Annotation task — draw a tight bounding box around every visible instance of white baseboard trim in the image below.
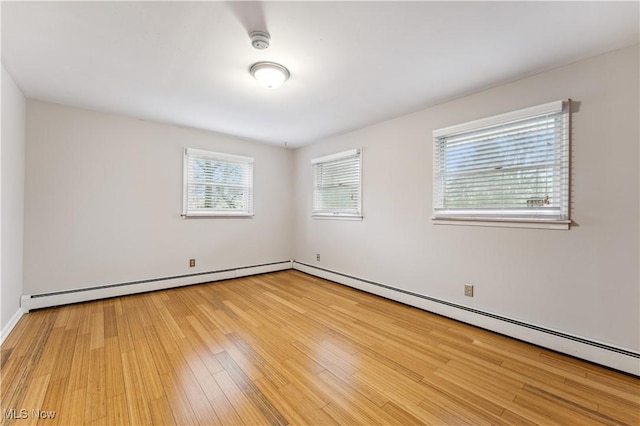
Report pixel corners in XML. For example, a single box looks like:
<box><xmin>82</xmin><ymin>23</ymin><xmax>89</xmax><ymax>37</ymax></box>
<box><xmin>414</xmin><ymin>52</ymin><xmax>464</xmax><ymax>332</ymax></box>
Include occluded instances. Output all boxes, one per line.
<box><xmin>1</xmin><ymin>308</ymin><xmax>25</xmax><ymax>346</ymax></box>
<box><xmin>293</xmin><ymin>261</ymin><xmax>640</xmax><ymax>377</ymax></box>
<box><xmin>21</xmin><ymin>261</ymin><xmax>293</xmax><ymax>312</ymax></box>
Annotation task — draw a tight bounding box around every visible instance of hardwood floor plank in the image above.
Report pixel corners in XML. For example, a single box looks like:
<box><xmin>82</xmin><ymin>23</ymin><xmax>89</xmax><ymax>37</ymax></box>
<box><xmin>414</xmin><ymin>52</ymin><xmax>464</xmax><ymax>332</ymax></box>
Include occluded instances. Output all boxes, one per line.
<box><xmin>421</xmin><ymin>371</ymin><xmax>507</xmax><ymax>418</ymax></box>
<box><xmin>102</xmin><ymin>304</ymin><xmax>118</xmax><ymax>339</ymax></box>
<box><xmin>16</xmin><ymin>373</ymin><xmax>50</xmax><ymax>426</ymax></box>
<box><xmin>433</xmin><ymin>359</ymin><xmax>521</xmax><ymax>402</ymax></box>
<box><xmin>212</xmin><ymin>369</ymin><xmax>274</xmax><ymax>425</ymax></box>
<box><xmin>105</xmin><ymin>393</ymin><xmax>128</xmax><ymax>426</ymax></box>
<box><xmin>350</xmin><ymin>351</ymin><xmax>427</xmax><ymax>406</ymax></box>
<box><xmin>320</xmin><ymin>401</ymin><xmax>361</xmax><ymax>425</ymax></box>
<box><xmin>127</xmin><ymin>322</ymin><xmax>165</xmax><ymax>402</ymax></box>
<box><xmin>50</xmin><ymin>306</ymin><xmax>70</xmax><ymax>330</ymax></box>
<box><xmin>499</xmin><ymin>407</ymin><xmax>540</xmax><ymax>426</ymax></box>
<box><xmin>174</xmin><ymin>336</ymin><xmax>225</xmax><ymax>402</ymax></box>
<box><xmin>89</xmin><ymin>311</ymin><xmax>105</xmax><ymax>350</ymax></box>
<box><xmin>263</xmin><ymin>290</ymin><xmax>308</xmax><ymax>314</ymax></box>
<box><xmin>115</xmin><ymin>308</ymin><xmax>134</xmax><ymax>355</ymax></box>
<box><xmin>38</xmin><ymin>377</ymin><xmax>66</xmax><ymax>425</ymax></box>
<box><xmin>417</xmin><ymin>391</ymin><xmax>493</xmax><ymax>426</ymax></box>
<box><xmin>184</xmin><ymin>313</ymin><xmax>226</xmax><ymax>355</ymax></box>
<box><xmin>215</xmin><ymin>351</ymin><xmax>288</xmax><ymax>425</ymax></box>
<box><xmin>357</xmin><ymin>346</ymin><xmax>426</xmax><ymax>382</ymax></box>
<box><xmin>314</xmin><ymin>370</ymin><xmax>393</xmax><ymax>425</ymax></box>
<box><xmin>28</xmin><ymin>326</ymin><xmax>64</xmax><ymax>381</ymax></box>
<box><xmin>512</xmin><ymin>391</ymin><xmax>608</xmax><ymax>426</ymax></box>
<box><xmin>222</xmin><ymin>300</ymin><xmax>262</xmax><ymax>328</ymax></box>
<box><xmin>141</xmin><ymin>325</ymin><xmax>174</xmax><ymax>376</ymax></box>
<box><xmin>84</xmin><ymin>347</ymin><xmax>107</xmax><ymax>423</ymax></box>
<box><xmin>1</xmin><ymin>270</ymin><xmax>637</xmax><ymax>425</ymax></box>
<box><xmin>565</xmin><ymin>373</ymin><xmax>640</xmax><ymax>405</ymax></box>
<box><xmin>367</xmin><ymin>341</ymin><xmax>443</xmax><ymax>377</ymax></box>
<box><xmin>104</xmin><ymin>336</ymin><xmax>125</xmax><ymax>399</ymax></box>
<box><xmin>563</xmin><ymin>377</ymin><xmax>640</xmax><ymax>424</ymax></box>
<box><xmin>277</xmin><ymin>357</ymin><xmax>331</xmax><ymax>409</ymax></box>
<box><xmin>65</xmin><ymin>388</ymin><xmax>87</xmax><ymax>425</ymax></box>
<box><xmin>120</xmin><ymin>350</ymin><xmax>152</xmax><ymax>425</ymax></box>
<box><xmin>521</xmin><ymin>383</ymin><xmax>626</xmax><ymax>426</ymax></box>
<box><xmin>290</xmin><ymin>339</ymin><xmax>358</xmax><ymax>380</ymax></box>
<box><xmin>380</xmin><ymin>400</ymin><xmax>427</xmax><ymax>425</ymax></box>
<box><xmin>226</xmin><ymin>332</ymin><xmax>289</xmax><ymax>388</ymax></box>
<box><xmin>147</xmin><ymin>396</ymin><xmax>177</xmax><ymax>425</ymax></box>
<box><xmin>159</xmin><ymin>369</ymin><xmax>200</xmax><ymax>426</ymax></box>
<box><xmin>254</xmin><ymin>378</ymin><xmax>320</xmax><ymax>426</ymax></box>
<box><xmin>67</xmin><ymin>333</ymin><xmax>91</xmax><ymax>393</ymax></box>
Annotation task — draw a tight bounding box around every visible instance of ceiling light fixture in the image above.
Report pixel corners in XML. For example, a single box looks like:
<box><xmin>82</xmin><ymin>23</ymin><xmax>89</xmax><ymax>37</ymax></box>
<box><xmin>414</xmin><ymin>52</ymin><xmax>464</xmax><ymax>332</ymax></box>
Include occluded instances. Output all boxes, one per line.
<box><xmin>250</xmin><ymin>62</ymin><xmax>290</xmax><ymax>89</ymax></box>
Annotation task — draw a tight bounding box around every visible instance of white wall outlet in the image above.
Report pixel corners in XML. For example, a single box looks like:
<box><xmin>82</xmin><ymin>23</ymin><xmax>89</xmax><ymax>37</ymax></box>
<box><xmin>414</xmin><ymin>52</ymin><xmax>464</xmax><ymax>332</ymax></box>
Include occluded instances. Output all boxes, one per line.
<box><xmin>465</xmin><ymin>284</ymin><xmax>474</xmax><ymax>297</ymax></box>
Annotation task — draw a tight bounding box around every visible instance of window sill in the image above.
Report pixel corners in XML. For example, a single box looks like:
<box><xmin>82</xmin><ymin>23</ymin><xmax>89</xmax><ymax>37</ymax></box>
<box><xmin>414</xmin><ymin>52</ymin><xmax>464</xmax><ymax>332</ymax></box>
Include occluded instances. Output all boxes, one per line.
<box><xmin>312</xmin><ymin>214</ymin><xmax>363</xmax><ymax>221</ymax></box>
<box><xmin>182</xmin><ymin>213</ymin><xmax>254</xmax><ymax>219</ymax></box>
<box><xmin>432</xmin><ymin>218</ymin><xmax>571</xmax><ymax>230</ymax></box>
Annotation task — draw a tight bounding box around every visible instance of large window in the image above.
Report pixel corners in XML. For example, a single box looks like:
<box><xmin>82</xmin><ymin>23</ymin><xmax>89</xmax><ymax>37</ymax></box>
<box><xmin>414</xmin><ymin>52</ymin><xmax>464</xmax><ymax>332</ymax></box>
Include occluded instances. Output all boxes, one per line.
<box><xmin>432</xmin><ymin>100</ymin><xmax>570</xmax><ymax>229</ymax></box>
<box><xmin>183</xmin><ymin>148</ymin><xmax>254</xmax><ymax>217</ymax></box>
<box><xmin>312</xmin><ymin>148</ymin><xmax>362</xmax><ymax>219</ymax></box>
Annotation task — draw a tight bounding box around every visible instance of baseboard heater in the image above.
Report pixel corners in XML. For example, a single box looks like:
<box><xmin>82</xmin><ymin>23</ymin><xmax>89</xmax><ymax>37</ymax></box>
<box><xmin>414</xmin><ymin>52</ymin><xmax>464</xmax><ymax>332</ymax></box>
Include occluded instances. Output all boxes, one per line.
<box><xmin>292</xmin><ymin>261</ymin><xmax>640</xmax><ymax>377</ymax></box>
<box><xmin>19</xmin><ymin>259</ymin><xmax>639</xmax><ymax>376</ymax></box>
<box><xmin>21</xmin><ymin>260</ymin><xmax>292</xmax><ymax>312</ymax></box>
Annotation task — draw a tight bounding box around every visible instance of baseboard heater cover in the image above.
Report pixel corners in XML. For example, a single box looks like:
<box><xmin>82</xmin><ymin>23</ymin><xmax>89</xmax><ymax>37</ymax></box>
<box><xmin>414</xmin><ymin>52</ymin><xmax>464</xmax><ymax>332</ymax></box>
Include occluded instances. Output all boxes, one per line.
<box><xmin>292</xmin><ymin>261</ymin><xmax>640</xmax><ymax>377</ymax></box>
<box><xmin>21</xmin><ymin>261</ymin><xmax>292</xmax><ymax>312</ymax></box>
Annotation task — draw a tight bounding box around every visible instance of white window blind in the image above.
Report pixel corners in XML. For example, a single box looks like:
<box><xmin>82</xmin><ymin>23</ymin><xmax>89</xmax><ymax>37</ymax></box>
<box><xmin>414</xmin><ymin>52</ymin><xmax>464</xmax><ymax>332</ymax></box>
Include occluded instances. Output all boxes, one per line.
<box><xmin>183</xmin><ymin>148</ymin><xmax>254</xmax><ymax>217</ymax></box>
<box><xmin>312</xmin><ymin>148</ymin><xmax>362</xmax><ymax>218</ymax></box>
<box><xmin>433</xmin><ymin>100</ymin><xmax>570</xmax><ymax>228</ymax></box>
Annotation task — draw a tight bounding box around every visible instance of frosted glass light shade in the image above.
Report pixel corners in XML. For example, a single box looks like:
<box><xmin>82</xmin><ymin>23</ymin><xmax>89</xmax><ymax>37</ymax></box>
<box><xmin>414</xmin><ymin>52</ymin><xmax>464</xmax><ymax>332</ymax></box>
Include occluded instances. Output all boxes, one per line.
<box><xmin>250</xmin><ymin>62</ymin><xmax>290</xmax><ymax>89</ymax></box>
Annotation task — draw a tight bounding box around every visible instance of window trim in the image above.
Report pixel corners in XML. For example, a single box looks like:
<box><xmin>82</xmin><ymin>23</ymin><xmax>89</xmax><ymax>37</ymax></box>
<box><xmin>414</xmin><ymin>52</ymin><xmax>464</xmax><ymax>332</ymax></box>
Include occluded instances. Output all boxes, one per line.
<box><xmin>182</xmin><ymin>148</ymin><xmax>254</xmax><ymax>218</ymax></box>
<box><xmin>311</xmin><ymin>148</ymin><xmax>363</xmax><ymax>220</ymax></box>
<box><xmin>432</xmin><ymin>100</ymin><xmax>571</xmax><ymax>230</ymax></box>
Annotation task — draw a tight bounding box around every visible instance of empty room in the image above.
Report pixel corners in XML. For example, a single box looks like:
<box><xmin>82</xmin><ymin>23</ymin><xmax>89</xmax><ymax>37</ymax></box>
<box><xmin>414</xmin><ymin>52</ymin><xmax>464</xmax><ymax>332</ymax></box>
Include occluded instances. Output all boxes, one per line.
<box><xmin>1</xmin><ymin>1</ymin><xmax>639</xmax><ymax>425</ymax></box>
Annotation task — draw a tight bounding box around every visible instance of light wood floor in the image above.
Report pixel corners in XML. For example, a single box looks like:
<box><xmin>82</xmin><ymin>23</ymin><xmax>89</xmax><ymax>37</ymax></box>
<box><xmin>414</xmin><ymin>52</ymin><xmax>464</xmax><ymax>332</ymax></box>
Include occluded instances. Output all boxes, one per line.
<box><xmin>1</xmin><ymin>270</ymin><xmax>638</xmax><ymax>425</ymax></box>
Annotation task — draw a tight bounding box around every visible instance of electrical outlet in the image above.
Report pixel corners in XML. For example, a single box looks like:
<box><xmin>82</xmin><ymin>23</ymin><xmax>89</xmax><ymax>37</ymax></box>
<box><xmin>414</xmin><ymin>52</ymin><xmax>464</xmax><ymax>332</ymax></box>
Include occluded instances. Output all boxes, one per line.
<box><xmin>189</xmin><ymin>259</ymin><xmax>196</xmax><ymax>268</ymax></box>
<box><xmin>464</xmin><ymin>284</ymin><xmax>474</xmax><ymax>297</ymax></box>
<box><xmin>316</xmin><ymin>253</ymin><xmax>321</xmax><ymax>261</ymax></box>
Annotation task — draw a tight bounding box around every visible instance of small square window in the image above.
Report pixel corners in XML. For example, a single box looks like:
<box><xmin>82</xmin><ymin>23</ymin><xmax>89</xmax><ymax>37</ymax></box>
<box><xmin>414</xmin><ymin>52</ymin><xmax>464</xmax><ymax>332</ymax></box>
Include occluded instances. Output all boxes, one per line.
<box><xmin>312</xmin><ymin>149</ymin><xmax>362</xmax><ymax>219</ymax></box>
<box><xmin>183</xmin><ymin>148</ymin><xmax>254</xmax><ymax>217</ymax></box>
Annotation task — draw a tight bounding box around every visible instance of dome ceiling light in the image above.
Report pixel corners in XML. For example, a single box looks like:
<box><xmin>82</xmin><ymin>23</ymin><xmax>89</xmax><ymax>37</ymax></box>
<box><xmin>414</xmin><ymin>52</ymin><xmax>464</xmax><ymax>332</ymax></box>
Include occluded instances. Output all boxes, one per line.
<box><xmin>250</xmin><ymin>61</ymin><xmax>290</xmax><ymax>89</ymax></box>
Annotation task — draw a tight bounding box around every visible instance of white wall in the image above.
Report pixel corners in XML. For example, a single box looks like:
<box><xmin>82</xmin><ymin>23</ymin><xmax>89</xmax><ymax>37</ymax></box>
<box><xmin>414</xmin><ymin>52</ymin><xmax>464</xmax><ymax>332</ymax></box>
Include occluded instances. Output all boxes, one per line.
<box><xmin>292</xmin><ymin>45</ymin><xmax>639</xmax><ymax>353</ymax></box>
<box><xmin>24</xmin><ymin>101</ymin><xmax>293</xmax><ymax>295</ymax></box>
<box><xmin>1</xmin><ymin>66</ymin><xmax>26</xmax><ymax>337</ymax></box>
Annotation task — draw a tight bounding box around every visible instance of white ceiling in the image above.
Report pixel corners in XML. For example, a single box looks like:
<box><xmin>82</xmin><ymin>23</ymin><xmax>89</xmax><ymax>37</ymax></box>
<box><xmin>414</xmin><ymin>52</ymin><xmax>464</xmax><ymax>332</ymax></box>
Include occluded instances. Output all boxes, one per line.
<box><xmin>2</xmin><ymin>1</ymin><xmax>638</xmax><ymax>148</ymax></box>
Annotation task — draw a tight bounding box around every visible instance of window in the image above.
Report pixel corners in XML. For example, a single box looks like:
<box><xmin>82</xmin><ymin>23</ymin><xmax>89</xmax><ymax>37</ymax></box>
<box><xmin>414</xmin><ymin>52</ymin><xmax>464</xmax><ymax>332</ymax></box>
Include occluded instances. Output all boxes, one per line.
<box><xmin>312</xmin><ymin>148</ymin><xmax>362</xmax><ymax>219</ymax></box>
<box><xmin>183</xmin><ymin>148</ymin><xmax>254</xmax><ymax>217</ymax></box>
<box><xmin>432</xmin><ymin>100</ymin><xmax>570</xmax><ymax>229</ymax></box>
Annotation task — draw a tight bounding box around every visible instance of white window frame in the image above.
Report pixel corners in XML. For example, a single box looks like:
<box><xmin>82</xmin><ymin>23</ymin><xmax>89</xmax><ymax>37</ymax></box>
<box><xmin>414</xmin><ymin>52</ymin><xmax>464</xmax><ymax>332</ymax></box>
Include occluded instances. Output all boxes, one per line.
<box><xmin>312</xmin><ymin>148</ymin><xmax>363</xmax><ymax>220</ymax></box>
<box><xmin>432</xmin><ymin>100</ymin><xmax>571</xmax><ymax>230</ymax></box>
<box><xmin>182</xmin><ymin>148</ymin><xmax>254</xmax><ymax>218</ymax></box>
